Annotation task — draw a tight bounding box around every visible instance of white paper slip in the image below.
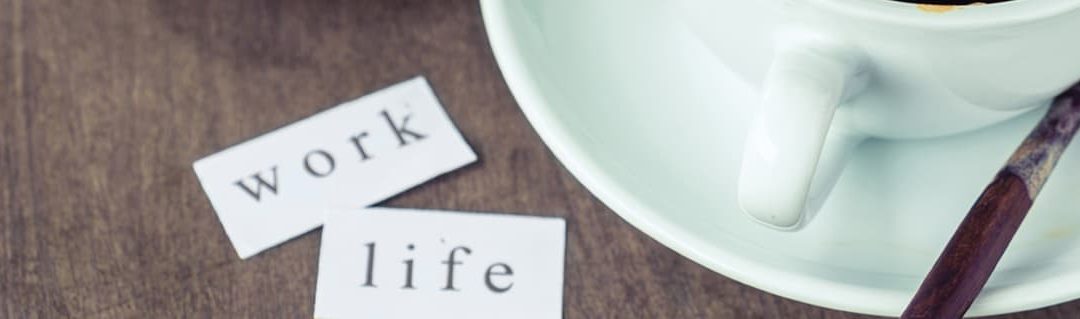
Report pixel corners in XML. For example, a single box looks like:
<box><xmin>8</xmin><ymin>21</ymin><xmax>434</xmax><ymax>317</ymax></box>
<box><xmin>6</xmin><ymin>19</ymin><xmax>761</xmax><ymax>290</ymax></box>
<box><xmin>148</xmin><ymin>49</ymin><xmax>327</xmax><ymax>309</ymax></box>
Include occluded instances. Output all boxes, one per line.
<box><xmin>193</xmin><ymin>77</ymin><xmax>476</xmax><ymax>259</ymax></box>
<box><xmin>314</xmin><ymin>208</ymin><xmax>566</xmax><ymax>319</ymax></box>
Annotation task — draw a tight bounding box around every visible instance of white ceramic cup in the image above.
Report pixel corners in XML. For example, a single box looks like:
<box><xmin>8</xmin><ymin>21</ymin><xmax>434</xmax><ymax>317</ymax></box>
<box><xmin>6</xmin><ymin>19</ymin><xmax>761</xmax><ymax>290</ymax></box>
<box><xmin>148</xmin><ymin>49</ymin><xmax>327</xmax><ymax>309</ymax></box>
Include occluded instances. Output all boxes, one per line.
<box><xmin>675</xmin><ymin>0</ymin><xmax>1080</xmax><ymax>230</ymax></box>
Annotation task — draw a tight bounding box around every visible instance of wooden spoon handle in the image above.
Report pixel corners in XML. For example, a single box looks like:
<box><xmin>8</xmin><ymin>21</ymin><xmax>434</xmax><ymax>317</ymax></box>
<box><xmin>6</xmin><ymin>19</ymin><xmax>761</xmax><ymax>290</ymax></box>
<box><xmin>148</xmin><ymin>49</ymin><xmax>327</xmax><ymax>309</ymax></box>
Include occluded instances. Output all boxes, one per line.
<box><xmin>901</xmin><ymin>86</ymin><xmax>1080</xmax><ymax>319</ymax></box>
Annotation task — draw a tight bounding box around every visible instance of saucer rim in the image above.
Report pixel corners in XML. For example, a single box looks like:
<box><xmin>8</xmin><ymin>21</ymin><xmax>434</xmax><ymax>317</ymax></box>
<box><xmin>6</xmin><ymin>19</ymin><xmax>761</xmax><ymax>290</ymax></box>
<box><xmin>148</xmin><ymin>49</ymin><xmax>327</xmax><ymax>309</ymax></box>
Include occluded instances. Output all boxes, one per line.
<box><xmin>478</xmin><ymin>0</ymin><xmax>1080</xmax><ymax>316</ymax></box>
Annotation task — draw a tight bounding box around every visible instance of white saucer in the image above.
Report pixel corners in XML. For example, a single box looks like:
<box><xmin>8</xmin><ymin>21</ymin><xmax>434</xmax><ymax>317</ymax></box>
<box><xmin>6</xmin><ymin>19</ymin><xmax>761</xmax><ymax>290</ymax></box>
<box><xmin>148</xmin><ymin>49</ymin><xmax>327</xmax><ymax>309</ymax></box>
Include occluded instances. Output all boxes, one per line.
<box><xmin>481</xmin><ymin>0</ymin><xmax>1080</xmax><ymax>316</ymax></box>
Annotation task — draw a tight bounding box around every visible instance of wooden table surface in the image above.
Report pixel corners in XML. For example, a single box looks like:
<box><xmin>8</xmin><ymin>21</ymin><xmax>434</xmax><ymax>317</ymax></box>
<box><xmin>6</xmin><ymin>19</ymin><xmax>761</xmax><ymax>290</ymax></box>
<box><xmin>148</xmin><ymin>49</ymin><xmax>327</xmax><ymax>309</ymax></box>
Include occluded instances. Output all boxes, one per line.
<box><xmin>3</xmin><ymin>0</ymin><xmax>1079</xmax><ymax>318</ymax></box>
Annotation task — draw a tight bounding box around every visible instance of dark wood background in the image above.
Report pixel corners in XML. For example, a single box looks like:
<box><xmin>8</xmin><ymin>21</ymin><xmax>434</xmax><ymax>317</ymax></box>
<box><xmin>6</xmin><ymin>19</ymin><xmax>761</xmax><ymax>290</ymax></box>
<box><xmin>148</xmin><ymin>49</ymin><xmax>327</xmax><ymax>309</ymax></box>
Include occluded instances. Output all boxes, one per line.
<box><xmin>2</xmin><ymin>0</ymin><xmax>1078</xmax><ymax>318</ymax></box>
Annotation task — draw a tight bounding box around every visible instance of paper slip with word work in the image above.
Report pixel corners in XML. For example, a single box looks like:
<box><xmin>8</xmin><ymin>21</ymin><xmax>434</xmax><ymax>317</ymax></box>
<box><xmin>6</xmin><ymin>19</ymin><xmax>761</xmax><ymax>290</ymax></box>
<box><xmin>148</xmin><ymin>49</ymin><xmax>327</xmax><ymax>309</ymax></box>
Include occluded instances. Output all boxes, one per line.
<box><xmin>193</xmin><ymin>77</ymin><xmax>476</xmax><ymax>259</ymax></box>
<box><xmin>315</xmin><ymin>208</ymin><xmax>566</xmax><ymax>319</ymax></box>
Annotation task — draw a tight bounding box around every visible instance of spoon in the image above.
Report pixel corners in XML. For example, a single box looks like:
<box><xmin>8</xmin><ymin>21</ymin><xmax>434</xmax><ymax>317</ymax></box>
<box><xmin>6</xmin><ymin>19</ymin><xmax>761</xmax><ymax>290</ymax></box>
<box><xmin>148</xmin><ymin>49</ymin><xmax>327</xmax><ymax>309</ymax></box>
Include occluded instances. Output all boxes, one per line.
<box><xmin>902</xmin><ymin>84</ymin><xmax>1080</xmax><ymax>318</ymax></box>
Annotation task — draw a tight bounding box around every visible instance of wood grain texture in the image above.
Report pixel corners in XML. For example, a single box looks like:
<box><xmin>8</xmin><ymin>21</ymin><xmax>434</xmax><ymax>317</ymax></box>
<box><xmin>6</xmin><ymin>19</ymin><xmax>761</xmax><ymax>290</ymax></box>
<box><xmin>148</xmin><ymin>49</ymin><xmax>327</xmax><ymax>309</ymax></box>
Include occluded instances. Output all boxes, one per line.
<box><xmin>0</xmin><ymin>0</ymin><xmax>1078</xmax><ymax>318</ymax></box>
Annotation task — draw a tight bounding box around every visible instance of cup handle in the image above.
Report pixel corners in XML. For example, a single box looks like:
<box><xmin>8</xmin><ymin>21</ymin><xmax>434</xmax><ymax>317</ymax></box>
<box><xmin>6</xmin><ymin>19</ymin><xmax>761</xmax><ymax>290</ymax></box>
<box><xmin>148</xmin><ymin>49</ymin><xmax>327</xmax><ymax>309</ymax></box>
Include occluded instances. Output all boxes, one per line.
<box><xmin>738</xmin><ymin>28</ymin><xmax>867</xmax><ymax>230</ymax></box>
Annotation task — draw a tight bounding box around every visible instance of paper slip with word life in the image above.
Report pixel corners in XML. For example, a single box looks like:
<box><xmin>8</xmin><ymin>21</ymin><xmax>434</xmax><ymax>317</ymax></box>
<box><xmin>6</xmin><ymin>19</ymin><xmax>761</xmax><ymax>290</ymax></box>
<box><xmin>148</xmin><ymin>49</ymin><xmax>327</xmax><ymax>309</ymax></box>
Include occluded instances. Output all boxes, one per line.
<box><xmin>315</xmin><ymin>208</ymin><xmax>566</xmax><ymax>319</ymax></box>
<box><xmin>193</xmin><ymin>77</ymin><xmax>476</xmax><ymax>259</ymax></box>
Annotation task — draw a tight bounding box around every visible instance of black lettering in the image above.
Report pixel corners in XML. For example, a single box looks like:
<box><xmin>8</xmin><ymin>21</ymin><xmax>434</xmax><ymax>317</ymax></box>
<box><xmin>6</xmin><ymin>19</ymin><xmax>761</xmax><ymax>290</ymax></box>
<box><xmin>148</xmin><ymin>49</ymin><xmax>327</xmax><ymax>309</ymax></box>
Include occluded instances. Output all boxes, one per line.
<box><xmin>234</xmin><ymin>166</ymin><xmax>279</xmax><ymax>202</ymax></box>
<box><xmin>403</xmin><ymin>244</ymin><xmax>415</xmax><ymax>289</ymax></box>
<box><xmin>381</xmin><ymin>109</ymin><xmax>426</xmax><ymax>147</ymax></box>
<box><xmin>484</xmin><ymin>263</ymin><xmax>514</xmax><ymax>293</ymax></box>
<box><xmin>349</xmin><ymin>132</ymin><xmax>372</xmax><ymax>161</ymax></box>
<box><xmin>362</xmin><ymin>242</ymin><xmax>376</xmax><ymax>287</ymax></box>
<box><xmin>441</xmin><ymin>246</ymin><xmax>471</xmax><ymax>291</ymax></box>
<box><xmin>303</xmin><ymin>150</ymin><xmax>336</xmax><ymax>177</ymax></box>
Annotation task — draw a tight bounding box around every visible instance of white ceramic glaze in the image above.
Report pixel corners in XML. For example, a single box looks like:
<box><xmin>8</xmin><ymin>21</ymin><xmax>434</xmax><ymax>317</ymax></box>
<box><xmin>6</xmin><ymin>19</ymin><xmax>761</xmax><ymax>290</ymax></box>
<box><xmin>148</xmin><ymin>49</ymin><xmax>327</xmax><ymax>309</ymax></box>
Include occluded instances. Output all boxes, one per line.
<box><xmin>677</xmin><ymin>0</ymin><xmax>1080</xmax><ymax>229</ymax></box>
<box><xmin>481</xmin><ymin>0</ymin><xmax>1080</xmax><ymax>316</ymax></box>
